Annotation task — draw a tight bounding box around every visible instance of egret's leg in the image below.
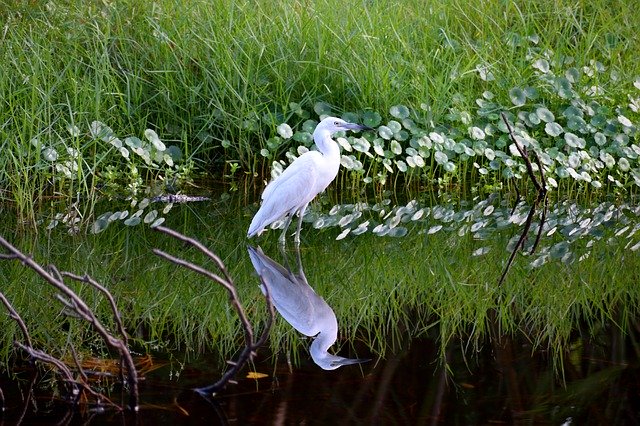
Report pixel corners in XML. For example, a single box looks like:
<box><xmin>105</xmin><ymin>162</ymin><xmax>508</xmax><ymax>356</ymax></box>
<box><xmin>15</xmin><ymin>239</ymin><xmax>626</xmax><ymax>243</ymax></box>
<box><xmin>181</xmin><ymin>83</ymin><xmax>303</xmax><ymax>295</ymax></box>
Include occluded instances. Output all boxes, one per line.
<box><xmin>278</xmin><ymin>214</ymin><xmax>294</xmax><ymax>246</ymax></box>
<box><xmin>293</xmin><ymin>204</ymin><xmax>308</xmax><ymax>246</ymax></box>
<box><xmin>293</xmin><ymin>241</ymin><xmax>307</xmax><ymax>282</ymax></box>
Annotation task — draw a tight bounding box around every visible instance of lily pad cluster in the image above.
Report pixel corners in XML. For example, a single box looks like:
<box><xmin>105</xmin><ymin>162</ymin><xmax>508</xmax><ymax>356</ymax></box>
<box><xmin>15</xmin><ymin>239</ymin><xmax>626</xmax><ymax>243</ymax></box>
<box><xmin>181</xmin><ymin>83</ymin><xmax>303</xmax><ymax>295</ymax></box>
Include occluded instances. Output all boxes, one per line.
<box><xmin>266</xmin><ymin>47</ymin><xmax>639</xmax><ymax>196</ymax></box>
<box><xmin>305</xmin><ymin>194</ymin><xmax>640</xmax><ymax>269</ymax></box>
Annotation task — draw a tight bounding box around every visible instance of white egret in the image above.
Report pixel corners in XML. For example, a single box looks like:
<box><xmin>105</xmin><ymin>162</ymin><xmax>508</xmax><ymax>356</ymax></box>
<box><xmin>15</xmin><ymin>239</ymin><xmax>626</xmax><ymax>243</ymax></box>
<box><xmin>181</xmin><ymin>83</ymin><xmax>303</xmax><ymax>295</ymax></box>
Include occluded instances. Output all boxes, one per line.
<box><xmin>248</xmin><ymin>245</ymin><xmax>369</xmax><ymax>370</ymax></box>
<box><xmin>247</xmin><ymin>117</ymin><xmax>370</xmax><ymax>245</ymax></box>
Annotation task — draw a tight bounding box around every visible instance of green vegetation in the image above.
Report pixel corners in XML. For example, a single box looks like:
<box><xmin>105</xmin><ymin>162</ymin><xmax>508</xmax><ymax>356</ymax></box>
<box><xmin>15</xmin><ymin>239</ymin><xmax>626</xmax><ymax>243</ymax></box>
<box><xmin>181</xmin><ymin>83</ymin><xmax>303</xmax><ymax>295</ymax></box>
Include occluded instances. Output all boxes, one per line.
<box><xmin>1</xmin><ymin>0</ymin><xmax>639</xmax><ymax>227</ymax></box>
<box><xmin>1</xmin><ymin>0</ymin><xmax>640</xmax><ymax>395</ymax></box>
<box><xmin>1</xmin><ymin>202</ymin><xmax>639</xmax><ymax>370</ymax></box>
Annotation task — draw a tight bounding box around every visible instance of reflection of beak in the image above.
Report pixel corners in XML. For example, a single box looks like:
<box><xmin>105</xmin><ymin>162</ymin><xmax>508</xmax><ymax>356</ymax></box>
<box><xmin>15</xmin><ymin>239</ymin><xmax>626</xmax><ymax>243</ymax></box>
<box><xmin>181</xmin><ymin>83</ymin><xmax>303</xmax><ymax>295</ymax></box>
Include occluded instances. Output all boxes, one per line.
<box><xmin>344</xmin><ymin>123</ymin><xmax>374</xmax><ymax>132</ymax></box>
<box><xmin>332</xmin><ymin>357</ymin><xmax>371</xmax><ymax>368</ymax></box>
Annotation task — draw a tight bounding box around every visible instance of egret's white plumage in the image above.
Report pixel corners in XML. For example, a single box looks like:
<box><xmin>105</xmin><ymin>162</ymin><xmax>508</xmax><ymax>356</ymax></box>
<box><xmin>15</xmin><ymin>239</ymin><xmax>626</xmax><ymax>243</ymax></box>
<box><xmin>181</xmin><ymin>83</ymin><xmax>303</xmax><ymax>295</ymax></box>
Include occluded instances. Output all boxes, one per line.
<box><xmin>247</xmin><ymin>117</ymin><xmax>370</xmax><ymax>245</ymax></box>
<box><xmin>248</xmin><ymin>245</ymin><xmax>369</xmax><ymax>370</ymax></box>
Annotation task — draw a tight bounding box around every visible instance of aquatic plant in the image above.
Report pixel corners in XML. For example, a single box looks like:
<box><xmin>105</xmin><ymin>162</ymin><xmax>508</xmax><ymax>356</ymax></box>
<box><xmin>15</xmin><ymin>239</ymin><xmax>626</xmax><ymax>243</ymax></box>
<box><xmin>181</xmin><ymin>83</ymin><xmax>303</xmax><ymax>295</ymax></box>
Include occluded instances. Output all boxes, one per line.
<box><xmin>264</xmin><ymin>50</ymin><xmax>639</xmax><ymax>202</ymax></box>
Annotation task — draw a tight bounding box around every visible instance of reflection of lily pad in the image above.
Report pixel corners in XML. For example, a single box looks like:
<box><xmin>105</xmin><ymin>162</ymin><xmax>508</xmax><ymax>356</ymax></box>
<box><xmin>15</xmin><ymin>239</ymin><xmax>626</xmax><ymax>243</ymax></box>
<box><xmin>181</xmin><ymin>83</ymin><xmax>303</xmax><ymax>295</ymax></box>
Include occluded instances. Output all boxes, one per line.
<box><xmin>549</xmin><ymin>241</ymin><xmax>570</xmax><ymax>259</ymax></box>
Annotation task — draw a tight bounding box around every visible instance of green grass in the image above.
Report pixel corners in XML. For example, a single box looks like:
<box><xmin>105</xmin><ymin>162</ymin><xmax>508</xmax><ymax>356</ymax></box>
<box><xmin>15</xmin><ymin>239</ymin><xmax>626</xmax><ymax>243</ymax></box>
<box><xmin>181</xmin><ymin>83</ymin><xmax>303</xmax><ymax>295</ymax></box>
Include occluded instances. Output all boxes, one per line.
<box><xmin>1</xmin><ymin>200</ymin><xmax>638</xmax><ymax>371</ymax></box>
<box><xmin>1</xmin><ymin>0</ymin><xmax>639</xmax><ymax>217</ymax></box>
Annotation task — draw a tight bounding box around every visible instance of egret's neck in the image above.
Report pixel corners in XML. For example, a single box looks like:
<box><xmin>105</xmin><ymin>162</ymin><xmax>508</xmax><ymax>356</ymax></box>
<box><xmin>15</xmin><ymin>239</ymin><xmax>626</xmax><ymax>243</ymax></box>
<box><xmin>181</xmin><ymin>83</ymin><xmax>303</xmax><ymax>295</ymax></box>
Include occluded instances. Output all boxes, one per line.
<box><xmin>313</xmin><ymin>130</ymin><xmax>340</xmax><ymax>159</ymax></box>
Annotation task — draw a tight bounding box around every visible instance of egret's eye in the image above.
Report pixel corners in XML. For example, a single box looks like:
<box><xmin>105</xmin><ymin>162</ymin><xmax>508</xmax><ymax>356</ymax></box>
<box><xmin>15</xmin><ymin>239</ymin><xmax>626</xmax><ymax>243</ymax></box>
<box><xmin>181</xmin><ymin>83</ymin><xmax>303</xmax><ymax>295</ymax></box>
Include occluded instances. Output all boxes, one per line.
<box><xmin>334</xmin><ymin>121</ymin><xmax>340</xmax><ymax>126</ymax></box>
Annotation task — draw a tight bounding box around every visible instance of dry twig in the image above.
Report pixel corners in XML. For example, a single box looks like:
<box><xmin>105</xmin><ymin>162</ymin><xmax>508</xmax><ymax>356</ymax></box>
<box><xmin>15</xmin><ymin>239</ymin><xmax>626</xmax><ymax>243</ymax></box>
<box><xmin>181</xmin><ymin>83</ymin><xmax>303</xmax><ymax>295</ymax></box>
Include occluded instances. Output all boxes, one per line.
<box><xmin>152</xmin><ymin>225</ymin><xmax>275</xmax><ymax>396</ymax></box>
<box><xmin>0</xmin><ymin>235</ymin><xmax>138</xmax><ymax>411</ymax></box>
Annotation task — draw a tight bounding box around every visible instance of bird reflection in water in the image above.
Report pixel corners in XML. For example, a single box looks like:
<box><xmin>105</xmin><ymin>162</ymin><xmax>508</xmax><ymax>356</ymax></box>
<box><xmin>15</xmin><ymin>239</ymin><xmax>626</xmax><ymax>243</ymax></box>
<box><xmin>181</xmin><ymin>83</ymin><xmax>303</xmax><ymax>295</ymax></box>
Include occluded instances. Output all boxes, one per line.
<box><xmin>248</xmin><ymin>246</ymin><xmax>369</xmax><ymax>370</ymax></box>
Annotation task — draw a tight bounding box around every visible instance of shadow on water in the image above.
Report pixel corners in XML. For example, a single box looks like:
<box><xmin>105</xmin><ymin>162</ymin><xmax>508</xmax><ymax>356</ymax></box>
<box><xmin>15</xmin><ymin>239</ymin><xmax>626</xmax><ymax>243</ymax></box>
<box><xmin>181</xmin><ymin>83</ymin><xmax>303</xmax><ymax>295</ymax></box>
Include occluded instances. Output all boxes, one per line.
<box><xmin>1</xmin><ymin>196</ymin><xmax>640</xmax><ymax>424</ymax></box>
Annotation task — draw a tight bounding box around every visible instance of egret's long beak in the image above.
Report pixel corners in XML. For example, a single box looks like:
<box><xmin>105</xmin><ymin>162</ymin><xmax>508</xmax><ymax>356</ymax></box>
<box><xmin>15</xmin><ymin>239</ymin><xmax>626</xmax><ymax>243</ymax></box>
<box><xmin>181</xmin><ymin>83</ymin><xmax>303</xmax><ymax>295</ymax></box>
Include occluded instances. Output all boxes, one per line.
<box><xmin>343</xmin><ymin>122</ymin><xmax>374</xmax><ymax>132</ymax></box>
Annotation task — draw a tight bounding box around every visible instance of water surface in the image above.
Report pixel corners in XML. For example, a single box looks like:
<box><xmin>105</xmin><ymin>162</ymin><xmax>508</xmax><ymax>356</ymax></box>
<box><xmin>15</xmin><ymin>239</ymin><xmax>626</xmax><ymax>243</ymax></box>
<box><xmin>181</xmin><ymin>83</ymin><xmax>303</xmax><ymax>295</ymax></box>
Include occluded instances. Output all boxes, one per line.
<box><xmin>1</xmin><ymin>195</ymin><xmax>639</xmax><ymax>423</ymax></box>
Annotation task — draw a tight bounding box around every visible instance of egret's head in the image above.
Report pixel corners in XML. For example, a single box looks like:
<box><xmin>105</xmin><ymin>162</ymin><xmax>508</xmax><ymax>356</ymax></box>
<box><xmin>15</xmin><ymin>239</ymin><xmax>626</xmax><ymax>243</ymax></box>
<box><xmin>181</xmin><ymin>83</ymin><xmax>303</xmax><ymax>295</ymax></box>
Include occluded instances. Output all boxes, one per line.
<box><xmin>315</xmin><ymin>116</ymin><xmax>372</xmax><ymax>135</ymax></box>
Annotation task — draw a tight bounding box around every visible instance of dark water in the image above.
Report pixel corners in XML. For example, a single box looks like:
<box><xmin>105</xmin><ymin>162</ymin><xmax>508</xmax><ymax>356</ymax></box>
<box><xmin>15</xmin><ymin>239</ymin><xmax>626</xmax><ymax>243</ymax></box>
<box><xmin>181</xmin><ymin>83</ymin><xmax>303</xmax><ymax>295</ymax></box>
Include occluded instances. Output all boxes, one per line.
<box><xmin>2</xmin><ymin>325</ymin><xmax>638</xmax><ymax>425</ymax></box>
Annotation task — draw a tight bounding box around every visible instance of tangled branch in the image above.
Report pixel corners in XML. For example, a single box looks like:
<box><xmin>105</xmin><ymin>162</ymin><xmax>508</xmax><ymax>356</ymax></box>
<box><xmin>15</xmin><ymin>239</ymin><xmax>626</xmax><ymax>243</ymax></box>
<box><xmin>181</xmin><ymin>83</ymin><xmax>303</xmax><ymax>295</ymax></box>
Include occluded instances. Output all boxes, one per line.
<box><xmin>152</xmin><ymin>225</ymin><xmax>275</xmax><ymax>396</ymax></box>
<box><xmin>0</xmin><ymin>236</ymin><xmax>138</xmax><ymax>411</ymax></box>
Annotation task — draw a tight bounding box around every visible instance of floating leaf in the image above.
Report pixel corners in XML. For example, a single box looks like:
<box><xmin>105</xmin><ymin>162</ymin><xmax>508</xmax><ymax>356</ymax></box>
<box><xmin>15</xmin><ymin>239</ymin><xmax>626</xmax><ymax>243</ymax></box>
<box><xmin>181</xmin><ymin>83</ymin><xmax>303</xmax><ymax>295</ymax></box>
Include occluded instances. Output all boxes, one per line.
<box><xmin>536</xmin><ymin>107</ymin><xmax>555</xmax><ymax>123</ymax></box>
<box><xmin>509</xmin><ymin>87</ymin><xmax>526</xmax><ymax>106</ymax></box>
<box><xmin>277</xmin><ymin>123</ymin><xmax>293</xmax><ymax>139</ymax></box>
<box><xmin>246</xmin><ymin>371</ymin><xmax>268</xmax><ymax>379</ymax></box>
<box><xmin>390</xmin><ymin>105</ymin><xmax>410</xmax><ymax>119</ymax></box>
<box><xmin>42</xmin><ymin>147</ymin><xmax>58</xmax><ymax>162</ymax></box>
<box><xmin>143</xmin><ymin>209</ymin><xmax>158</xmax><ymax>224</ymax></box>
<box><xmin>549</xmin><ymin>241</ymin><xmax>570</xmax><ymax>259</ymax></box>
<box><xmin>472</xmin><ymin>247</ymin><xmax>491</xmax><ymax>256</ymax></box>
<box><xmin>150</xmin><ymin>217</ymin><xmax>165</xmax><ymax>228</ymax></box>
<box><xmin>427</xmin><ymin>225</ymin><xmax>442</xmax><ymax>234</ymax></box>
<box><xmin>91</xmin><ymin>212</ymin><xmax>112</xmax><ymax>234</ymax></box>
<box><xmin>545</xmin><ymin>122</ymin><xmax>563</xmax><ymax>137</ymax></box>
<box><xmin>124</xmin><ymin>216</ymin><xmax>141</xmax><ymax>226</ymax></box>
<box><xmin>388</xmin><ymin>227</ymin><xmax>408</xmax><ymax>237</ymax></box>
<box><xmin>532</xmin><ymin>58</ymin><xmax>549</xmax><ymax>73</ymax></box>
<box><xmin>336</xmin><ymin>228</ymin><xmax>350</xmax><ymax>240</ymax></box>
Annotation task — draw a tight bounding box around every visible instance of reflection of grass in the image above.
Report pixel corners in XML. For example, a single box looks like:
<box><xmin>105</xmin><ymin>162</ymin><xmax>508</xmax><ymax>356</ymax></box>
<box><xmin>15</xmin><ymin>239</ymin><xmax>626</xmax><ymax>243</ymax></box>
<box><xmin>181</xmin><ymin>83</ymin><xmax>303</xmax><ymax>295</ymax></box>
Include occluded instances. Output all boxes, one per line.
<box><xmin>1</xmin><ymin>202</ymin><xmax>638</xmax><ymax>373</ymax></box>
<box><xmin>1</xmin><ymin>0</ymin><xmax>639</xmax><ymax>216</ymax></box>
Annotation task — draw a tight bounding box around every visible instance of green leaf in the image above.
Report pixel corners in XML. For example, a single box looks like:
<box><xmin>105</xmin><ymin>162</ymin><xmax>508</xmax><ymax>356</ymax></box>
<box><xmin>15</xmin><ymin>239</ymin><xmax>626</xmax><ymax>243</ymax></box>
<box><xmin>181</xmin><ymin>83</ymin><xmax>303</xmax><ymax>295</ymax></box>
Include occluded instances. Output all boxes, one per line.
<box><xmin>277</xmin><ymin>123</ymin><xmax>293</xmax><ymax>139</ymax></box>
<box><xmin>434</xmin><ymin>151</ymin><xmax>448</xmax><ymax>164</ymax></box>
<box><xmin>390</xmin><ymin>105</ymin><xmax>410</xmax><ymax>119</ymax></box>
<box><xmin>313</xmin><ymin>102</ymin><xmax>332</xmax><ymax>116</ymax></box>
<box><xmin>362</xmin><ymin>111</ymin><xmax>382</xmax><ymax>128</ymax></box>
<box><xmin>509</xmin><ymin>87</ymin><xmax>526</xmax><ymax>106</ymax></box>
<box><xmin>379</xmin><ymin>126</ymin><xmax>393</xmax><ymax>140</ymax></box>
<box><xmin>545</xmin><ymin>122</ymin><xmax>563</xmax><ymax>137</ymax></box>
<box><xmin>536</xmin><ymin>107</ymin><xmax>554</xmax><ymax>123</ymax></box>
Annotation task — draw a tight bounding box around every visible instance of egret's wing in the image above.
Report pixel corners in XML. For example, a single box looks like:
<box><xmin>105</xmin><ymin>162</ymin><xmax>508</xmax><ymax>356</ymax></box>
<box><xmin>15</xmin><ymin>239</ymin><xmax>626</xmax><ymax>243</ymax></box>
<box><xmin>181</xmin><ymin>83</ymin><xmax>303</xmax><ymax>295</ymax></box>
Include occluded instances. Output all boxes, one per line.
<box><xmin>248</xmin><ymin>153</ymin><xmax>319</xmax><ymax>236</ymax></box>
<box><xmin>261</xmin><ymin>153</ymin><xmax>319</xmax><ymax>203</ymax></box>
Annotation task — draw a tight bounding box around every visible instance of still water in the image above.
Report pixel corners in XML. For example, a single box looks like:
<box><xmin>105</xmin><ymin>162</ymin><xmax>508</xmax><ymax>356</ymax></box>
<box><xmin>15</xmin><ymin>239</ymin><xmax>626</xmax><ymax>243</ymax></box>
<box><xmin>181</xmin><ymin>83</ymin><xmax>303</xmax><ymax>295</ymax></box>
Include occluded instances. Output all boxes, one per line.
<box><xmin>1</xmin><ymin>195</ymin><xmax>639</xmax><ymax>424</ymax></box>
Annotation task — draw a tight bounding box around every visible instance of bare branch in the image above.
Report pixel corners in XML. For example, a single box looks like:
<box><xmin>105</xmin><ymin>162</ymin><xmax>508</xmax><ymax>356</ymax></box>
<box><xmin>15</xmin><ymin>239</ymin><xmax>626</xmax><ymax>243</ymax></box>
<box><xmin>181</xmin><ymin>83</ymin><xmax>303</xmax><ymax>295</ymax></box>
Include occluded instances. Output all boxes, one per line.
<box><xmin>61</xmin><ymin>271</ymin><xmax>129</xmax><ymax>346</ymax></box>
<box><xmin>501</xmin><ymin>112</ymin><xmax>543</xmax><ymax>193</ymax></box>
<box><xmin>0</xmin><ymin>235</ymin><xmax>139</xmax><ymax>411</ymax></box>
<box><xmin>153</xmin><ymin>225</ymin><xmax>275</xmax><ymax>396</ymax></box>
<box><xmin>0</xmin><ymin>292</ymin><xmax>33</xmax><ymax>347</ymax></box>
